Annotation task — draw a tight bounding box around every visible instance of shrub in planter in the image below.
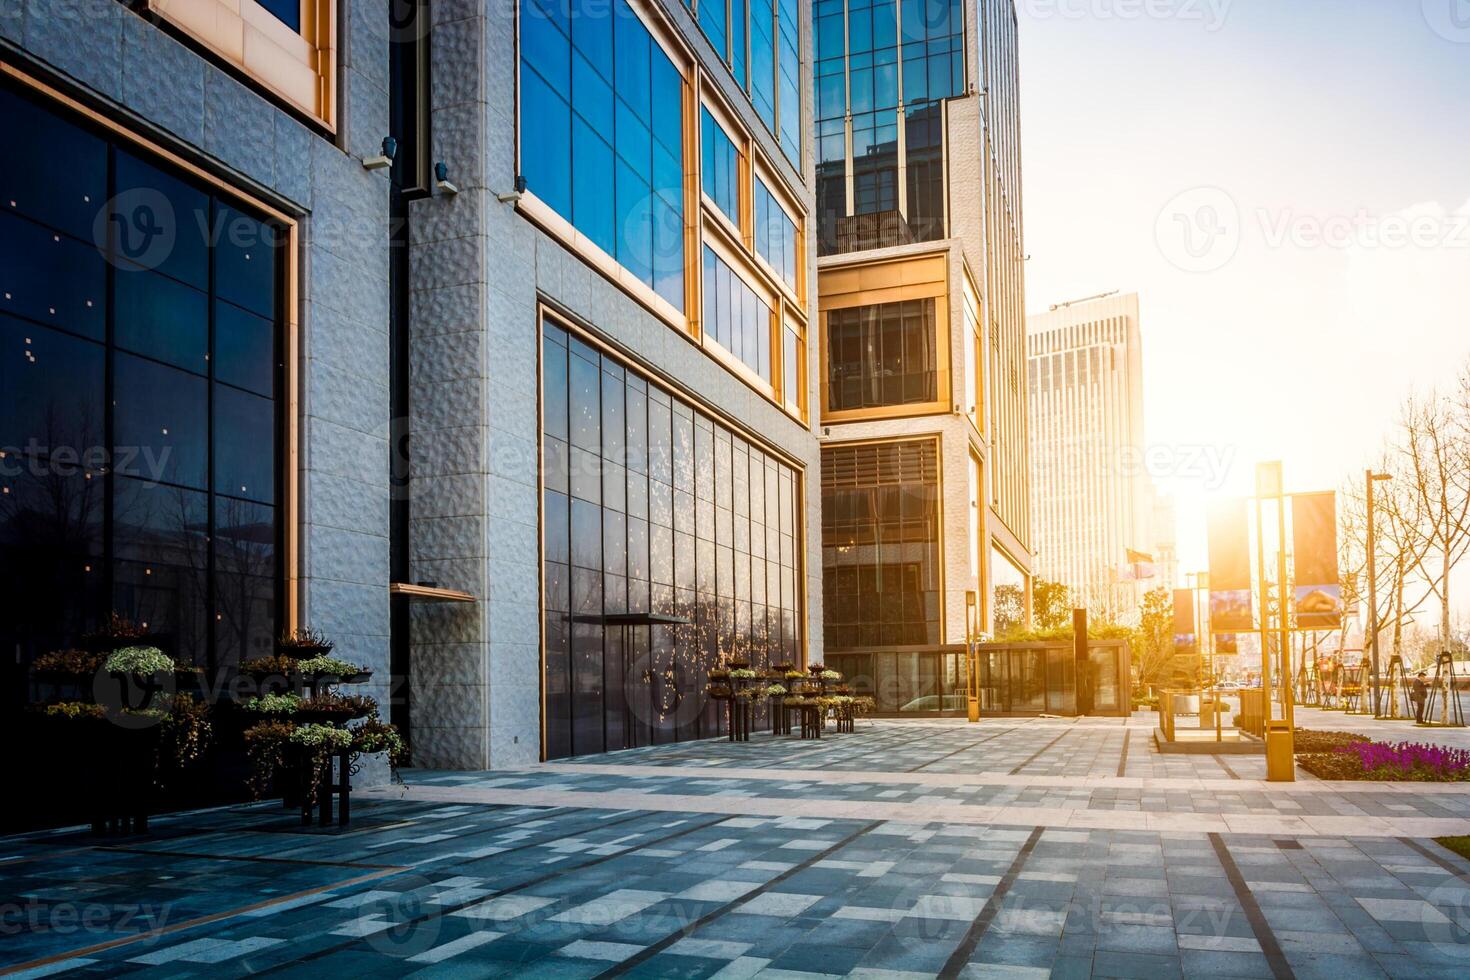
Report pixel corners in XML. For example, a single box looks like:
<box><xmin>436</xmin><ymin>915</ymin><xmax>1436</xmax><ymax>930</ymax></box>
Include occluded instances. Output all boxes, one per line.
<box><xmin>764</xmin><ymin>684</ymin><xmax>787</xmax><ymax>697</ymax></box>
<box><xmin>80</xmin><ymin>613</ymin><xmax>150</xmax><ymax>652</ymax></box>
<box><xmin>246</xmin><ymin>693</ymin><xmax>302</xmax><ymax>716</ymax></box>
<box><xmin>277</xmin><ymin>627</ymin><xmax>334</xmax><ymax>659</ymax></box>
<box><xmin>33</xmin><ymin>649</ymin><xmax>105</xmax><ymax>678</ymax></box>
<box><xmin>709</xmin><ymin>668</ymin><xmax>731</xmax><ymax>681</ymax></box>
<box><xmin>294</xmin><ymin>655</ymin><xmax>368</xmax><ymax>680</ymax></box>
<box><xmin>240</xmin><ymin>655</ymin><xmax>301</xmax><ymax>679</ymax></box>
<box><xmin>351</xmin><ymin>719</ymin><xmax>408</xmax><ymax>768</ymax></box>
<box><xmin>105</xmin><ymin>646</ymin><xmax>176</xmax><ymax>675</ymax></box>
<box><xmin>783</xmin><ymin>670</ymin><xmax>805</xmax><ymax>681</ymax></box>
<box><xmin>294</xmin><ymin>693</ymin><xmax>379</xmax><ymax>724</ymax></box>
<box><xmin>244</xmin><ymin>720</ymin><xmax>296</xmax><ymax>800</ymax></box>
<box><xmin>729</xmin><ymin>668</ymin><xmax>757</xmax><ymax>680</ymax></box>
<box><xmin>39</xmin><ymin>701</ymin><xmax>108</xmax><ymax>721</ymax></box>
<box><xmin>1291</xmin><ymin>729</ymin><xmax>1370</xmax><ymax>754</ymax></box>
<box><xmin>819</xmin><ymin>669</ymin><xmax>841</xmax><ymax>681</ymax></box>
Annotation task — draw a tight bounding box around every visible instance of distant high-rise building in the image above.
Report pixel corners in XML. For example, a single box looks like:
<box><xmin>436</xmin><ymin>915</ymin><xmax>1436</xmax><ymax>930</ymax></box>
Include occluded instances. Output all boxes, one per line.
<box><xmin>1027</xmin><ymin>292</ymin><xmax>1155</xmax><ymax>619</ymax></box>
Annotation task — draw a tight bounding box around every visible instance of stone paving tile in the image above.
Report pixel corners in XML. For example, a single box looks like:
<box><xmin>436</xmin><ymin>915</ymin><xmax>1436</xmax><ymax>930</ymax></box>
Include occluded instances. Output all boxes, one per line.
<box><xmin>5</xmin><ymin>720</ymin><xmax>1470</xmax><ymax>978</ymax></box>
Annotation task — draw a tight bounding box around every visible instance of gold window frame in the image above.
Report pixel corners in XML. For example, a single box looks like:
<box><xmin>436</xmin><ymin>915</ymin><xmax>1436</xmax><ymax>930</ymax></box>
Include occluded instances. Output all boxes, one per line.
<box><xmin>147</xmin><ymin>0</ymin><xmax>337</xmax><ymax>131</ymax></box>
<box><xmin>751</xmin><ymin>154</ymin><xmax>806</xmax><ymax>311</ymax></box>
<box><xmin>817</xmin><ymin>253</ymin><xmax>953</xmax><ymax>424</ymax></box>
<box><xmin>0</xmin><ymin>61</ymin><xmax>304</xmax><ymax>629</ymax></box>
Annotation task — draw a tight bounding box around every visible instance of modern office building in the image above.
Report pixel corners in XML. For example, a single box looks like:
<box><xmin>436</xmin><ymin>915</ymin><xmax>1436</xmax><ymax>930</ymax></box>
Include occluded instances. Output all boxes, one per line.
<box><xmin>1027</xmin><ymin>291</ymin><xmax>1162</xmax><ymax>618</ymax></box>
<box><xmin>813</xmin><ymin>0</ymin><xmax>1033</xmax><ymax>677</ymax></box>
<box><xmin>1</xmin><ymin>0</ymin><xmax>820</xmax><ymax>769</ymax></box>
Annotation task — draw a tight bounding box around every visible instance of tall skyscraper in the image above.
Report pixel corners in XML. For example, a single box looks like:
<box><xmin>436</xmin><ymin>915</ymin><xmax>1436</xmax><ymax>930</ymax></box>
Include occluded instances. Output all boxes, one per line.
<box><xmin>815</xmin><ymin>0</ymin><xmax>1034</xmax><ymax>652</ymax></box>
<box><xmin>1027</xmin><ymin>292</ymin><xmax>1158</xmax><ymax>619</ymax></box>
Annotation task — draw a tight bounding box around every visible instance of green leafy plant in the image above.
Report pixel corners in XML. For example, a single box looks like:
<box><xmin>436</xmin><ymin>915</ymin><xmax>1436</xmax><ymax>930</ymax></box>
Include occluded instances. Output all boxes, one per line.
<box><xmin>820</xmin><ymin>670</ymin><xmax>841</xmax><ymax>681</ymax></box>
<box><xmin>105</xmin><ymin>646</ymin><xmax>176</xmax><ymax>674</ymax></box>
<box><xmin>729</xmin><ymin>668</ymin><xmax>757</xmax><ymax>679</ymax></box>
<box><xmin>158</xmin><ymin>694</ymin><xmax>213</xmax><ymax>777</ymax></box>
<box><xmin>1291</xmin><ymin>729</ymin><xmax>1370</xmax><ymax>754</ymax></box>
<box><xmin>290</xmin><ymin>723</ymin><xmax>354</xmax><ymax>751</ymax></box>
<box><xmin>246</xmin><ymin>693</ymin><xmax>302</xmax><ymax>715</ymax></box>
<box><xmin>243</xmin><ymin>720</ymin><xmax>295</xmax><ymax>800</ymax></box>
<box><xmin>350</xmin><ymin>719</ymin><xmax>407</xmax><ymax>767</ymax></box>
<box><xmin>296</xmin><ymin>693</ymin><xmax>378</xmax><ymax>722</ymax></box>
<box><xmin>40</xmin><ymin>701</ymin><xmax>107</xmax><ymax>721</ymax></box>
<box><xmin>32</xmin><ymin>649</ymin><xmax>105</xmax><ymax>676</ymax></box>
<box><xmin>240</xmin><ymin>654</ymin><xmax>300</xmax><ymax>678</ymax></box>
<box><xmin>764</xmin><ymin>684</ymin><xmax>787</xmax><ymax>697</ymax></box>
<box><xmin>294</xmin><ymin>655</ymin><xmax>364</xmax><ymax>677</ymax></box>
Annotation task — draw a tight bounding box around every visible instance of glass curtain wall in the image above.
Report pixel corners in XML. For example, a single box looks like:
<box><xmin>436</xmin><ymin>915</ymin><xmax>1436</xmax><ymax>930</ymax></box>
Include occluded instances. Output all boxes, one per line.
<box><xmin>0</xmin><ymin>80</ymin><xmax>283</xmax><ymax>680</ymax></box>
<box><xmin>815</xmin><ymin>0</ymin><xmax>965</xmax><ymax>254</ymax></box>
<box><xmin>821</xmin><ymin>439</ymin><xmax>941</xmax><ymax>650</ymax></box>
<box><xmin>518</xmin><ymin>0</ymin><xmax>685</xmax><ymax>309</ymax></box>
<box><xmin>825</xmin><ymin>298</ymin><xmax>938</xmax><ymax>410</ymax></box>
<box><xmin>693</xmin><ymin>0</ymin><xmax>801</xmax><ymax>169</ymax></box>
<box><xmin>542</xmin><ymin>320</ymin><xmax>803</xmax><ymax>759</ymax></box>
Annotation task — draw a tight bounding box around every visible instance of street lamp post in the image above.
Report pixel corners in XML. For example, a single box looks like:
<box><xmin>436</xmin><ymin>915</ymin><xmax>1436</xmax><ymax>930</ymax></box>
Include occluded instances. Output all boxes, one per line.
<box><xmin>1366</xmin><ymin>470</ymin><xmax>1392</xmax><ymax>716</ymax></box>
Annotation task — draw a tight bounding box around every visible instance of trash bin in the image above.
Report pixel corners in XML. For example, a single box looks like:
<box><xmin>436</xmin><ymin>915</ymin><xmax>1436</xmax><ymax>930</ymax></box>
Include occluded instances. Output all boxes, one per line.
<box><xmin>1238</xmin><ymin>688</ymin><xmax>1264</xmax><ymax>737</ymax></box>
<box><xmin>1171</xmin><ymin>693</ymin><xmax>1200</xmax><ymax>715</ymax></box>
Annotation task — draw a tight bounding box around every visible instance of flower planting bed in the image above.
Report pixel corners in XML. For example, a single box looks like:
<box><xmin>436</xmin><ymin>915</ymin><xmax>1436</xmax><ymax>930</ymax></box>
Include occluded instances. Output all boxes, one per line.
<box><xmin>1296</xmin><ymin>739</ymin><xmax>1470</xmax><ymax>782</ymax></box>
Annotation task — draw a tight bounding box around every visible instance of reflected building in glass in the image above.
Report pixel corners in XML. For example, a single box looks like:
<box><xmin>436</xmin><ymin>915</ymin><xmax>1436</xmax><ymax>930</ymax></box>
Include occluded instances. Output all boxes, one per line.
<box><xmin>816</xmin><ymin>0</ymin><xmax>1035</xmax><ymax>704</ymax></box>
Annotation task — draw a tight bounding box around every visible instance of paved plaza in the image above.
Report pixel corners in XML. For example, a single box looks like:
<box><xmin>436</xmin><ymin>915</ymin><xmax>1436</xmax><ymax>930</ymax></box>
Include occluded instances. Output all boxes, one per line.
<box><xmin>5</xmin><ymin>717</ymin><xmax>1470</xmax><ymax>978</ymax></box>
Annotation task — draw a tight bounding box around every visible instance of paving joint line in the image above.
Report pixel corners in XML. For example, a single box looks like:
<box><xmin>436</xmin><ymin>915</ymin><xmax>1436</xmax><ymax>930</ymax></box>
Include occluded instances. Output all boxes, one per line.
<box><xmin>256</xmin><ymin>810</ymin><xmax>734</xmax><ymax>975</ymax></box>
<box><xmin>1116</xmin><ymin>730</ymin><xmax>1131</xmax><ymax>777</ymax></box>
<box><xmin>1209</xmin><ymin>832</ymin><xmax>1295</xmax><ymax>979</ymax></box>
<box><xmin>1400</xmin><ymin>836</ymin><xmax>1470</xmax><ymax>882</ymax></box>
<box><xmin>908</xmin><ymin>728</ymin><xmax>1018</xmax><ymax>773</ymax></box>
<box><xmin>595</xmin><ymin>819</ymin><xmax>879</xmax><ymax>977</ymax></box>
<box><xmin>937</xmin><ymin>826</ymin><xmax>1044</xmax><ymax>979</ymax></box>
<box><xmin>1007</xmin><ymin>723</ymin><xmax>1076</xmax><ymax>775</ymax></box>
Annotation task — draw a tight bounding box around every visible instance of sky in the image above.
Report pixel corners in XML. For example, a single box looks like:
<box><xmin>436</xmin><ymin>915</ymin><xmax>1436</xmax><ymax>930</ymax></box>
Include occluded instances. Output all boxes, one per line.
<box><xmin>1017</xmin><ymin>0</ymin><xmax>1470</xmax><ymax>626</ymax></box>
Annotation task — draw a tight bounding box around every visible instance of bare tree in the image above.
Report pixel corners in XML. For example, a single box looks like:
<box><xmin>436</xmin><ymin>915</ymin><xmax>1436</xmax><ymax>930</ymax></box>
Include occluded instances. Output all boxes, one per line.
<box><xmin>1398</xmin><ymin>387</ymin><xmax>1470</xmax><ymax>652</ymax></box>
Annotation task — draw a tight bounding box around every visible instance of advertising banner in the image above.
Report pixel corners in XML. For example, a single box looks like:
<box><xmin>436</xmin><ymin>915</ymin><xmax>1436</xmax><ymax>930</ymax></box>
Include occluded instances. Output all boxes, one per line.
<box><xmin>1207</xmin><ymin>498</ymin><xmax>1254</xmax><ymax>631</ymax></box>
<box><xmin>1173</xmin><ymin>588</ymin><xmax>1197</xmax><ymax>657</ymax></box>
<box><xmin>1292</xmin><ymin>491</ymin><xmax>1342</xmax><ymax>629</ymax></box>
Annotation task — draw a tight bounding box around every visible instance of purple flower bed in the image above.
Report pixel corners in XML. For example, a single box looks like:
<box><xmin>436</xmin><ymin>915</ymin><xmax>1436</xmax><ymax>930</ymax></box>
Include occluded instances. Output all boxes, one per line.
<box><xmin>1336</xmin><ymin>740</ymin><xmax>1470</xmax><ymax>781</ymax></box>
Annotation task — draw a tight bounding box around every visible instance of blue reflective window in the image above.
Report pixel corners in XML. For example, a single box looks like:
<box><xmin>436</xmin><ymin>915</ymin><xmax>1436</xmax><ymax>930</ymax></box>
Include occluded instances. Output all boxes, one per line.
<box><xmin>754</xmin><ymin>178</ymin><xmax>797</xmax><ymax>292</ymax></box>
<box><xmin>521</xmin><ymin>65</ymin><xmax>572</xmax><ymax>219</ymax></box>
<box><xmin>700</xmin><ymin>0</ymin><xmax>728</xmax><ymax>62</ymax></box>
<box><xmin>215</xmin><ymin>300</ymin><xmax>275</xmax><ymax>398</ymax></box>
<box><xmin>114</xmin><ymin>352</ymin><xmax>209</xmax><ymax>490</ymax></box>
<box><xmin>0</xmin><ymin>210</ymin><xmax>106</xmax><ymax>342</ymax></box>
<box><xmin>572</xmin><ymin>118</ymin><xmax>616</xmax><ymax>258</ymax></box>
<box><xmin>214</xmin><ymin>383</ymin><xmax>276</xmax><ymax>504</ymax></box>
<box><xmin>0</xmin><ymin>314</ymin><xmax>104</xmax><ymax>460</ymax></box>
<box><xmin>114</xmin><ymin>268</ymin><xmax>208</xmax><ymax>375</ymax></box>
<box><xmin>701</xmin><ymin>109</ymin><xmax>740</xmax><ymax>227</ymax></box>
<box><xmin>750</xmin><ymin>0</ymin><xmax>777</xmax><ymax>132</ymax></box>
<box><xmin>731</xmin><ymin>0</ymin><xmax>747</xmax><ymax>87</ymax></box>
<box><xmin>777</xmin><ymin>0</ymin><xmax>801</xmax><ymax>166</ymax></box>
<box><xmin>701</xmin><ymin>246</ymin><xmax>771</xmax><ymax>382</ymax></box>
<box><xmin>519</xmin><ymin>0</ymin><xmax>684</xmax><ymax>309</ymax></box>
<box><xmin>0</xmin><ymin>87</ymin><xmax>106</xmax><ymax>242</ymax></box>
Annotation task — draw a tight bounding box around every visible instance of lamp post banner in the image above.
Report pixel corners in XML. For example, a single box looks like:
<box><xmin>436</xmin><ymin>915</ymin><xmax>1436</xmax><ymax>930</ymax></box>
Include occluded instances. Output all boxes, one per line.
<box><xmin>1292</xmin><ymin>491</ymin><xmax>1342</xmax><ymax>629</ymax></box>
<box><xmin>1207</xmin><ymin>497</ymin><xmax>1254</xmax><ymax>631</ymax></box>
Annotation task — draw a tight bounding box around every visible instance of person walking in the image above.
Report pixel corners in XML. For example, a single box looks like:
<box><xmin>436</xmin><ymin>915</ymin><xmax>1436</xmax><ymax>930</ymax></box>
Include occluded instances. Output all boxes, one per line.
<box><xmin>1411</xmin><ymin>671</ymin><xmax>1429</xmax><ymax>724</ymax></box>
